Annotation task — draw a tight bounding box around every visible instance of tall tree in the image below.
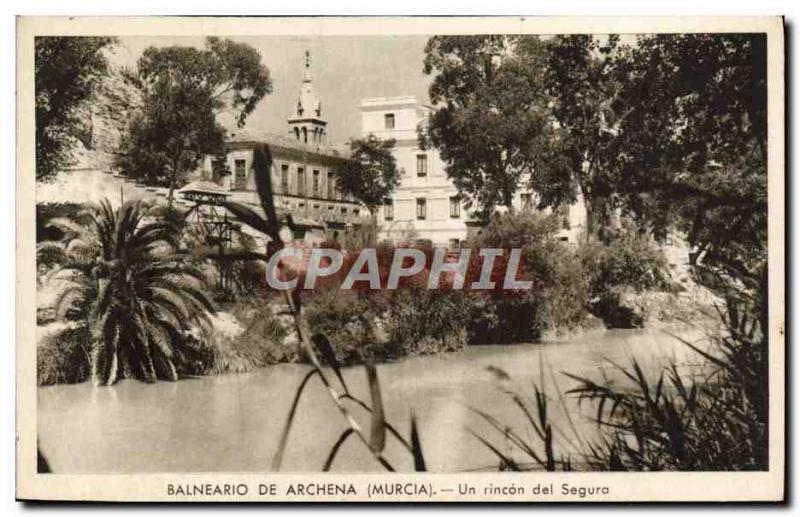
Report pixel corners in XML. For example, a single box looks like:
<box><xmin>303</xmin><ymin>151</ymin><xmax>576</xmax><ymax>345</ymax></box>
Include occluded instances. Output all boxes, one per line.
<box><xmin>117</xmin><ymin>37</ymin><xmax>272</xmax><ymax>207</ymax></box>
<box><xmin>533</xmin><ymin>35</ymin><xmax>623</xmax><ymax>236</ymax></box>
<box><xmin>332</xmin><ymin>134</ymin><xmax>400</xmax><ymax>215</ymax></box>
<box><xmin>421</xmin><ymin>35</ymin><xmax>553</xmax><ymax>220</ymax></box>
<box><xmin>35</xmin><ymin>37</ymin><xmax>115</xmax><ymax>181</ymax></box>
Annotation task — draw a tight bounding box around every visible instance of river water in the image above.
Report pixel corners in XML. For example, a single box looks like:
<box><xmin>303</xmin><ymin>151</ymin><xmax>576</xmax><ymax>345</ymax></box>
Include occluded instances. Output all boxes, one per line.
<box><xmin>38</xmin><ymin>325</ymin><xmax>712</xmax><ymax>473</ymax></box>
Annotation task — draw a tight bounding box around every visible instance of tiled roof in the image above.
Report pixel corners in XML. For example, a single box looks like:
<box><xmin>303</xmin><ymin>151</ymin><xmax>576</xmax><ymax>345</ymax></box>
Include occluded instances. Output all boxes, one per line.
<box><xmin>180</xmin><ymin>180</ymin><xmax>230</xmax><ymax>196</ymax></box>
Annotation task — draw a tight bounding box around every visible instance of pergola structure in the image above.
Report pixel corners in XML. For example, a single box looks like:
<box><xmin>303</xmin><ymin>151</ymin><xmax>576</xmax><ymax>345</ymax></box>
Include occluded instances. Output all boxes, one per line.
<box><xmin>180</xmin><ymin>181</ymin><xmax>239</xmax><ymax>245</ymax></box>
<box><xmin>179</xmin><ymin>181</ymin><xmax>241</xmax><ymax>293</ymax></box>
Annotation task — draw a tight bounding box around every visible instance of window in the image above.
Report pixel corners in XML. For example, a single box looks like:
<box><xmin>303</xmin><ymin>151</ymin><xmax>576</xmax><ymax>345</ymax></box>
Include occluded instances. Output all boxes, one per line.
<box><xmin>234</xmin><ymin>159</ymin><xmax>247</xmax><ymax>189</ymax></box>
<box><xmin>449</xmin><ymin>196</ymin><xmax>461</xmax><ymax>218</ymax></box>
<box><xmin>416</xmin><ymin>198</ymin><xmax>427</xmax><ymax>220</ymax></box>
<box><xmin>449</xmin><ymin>238</ymin><xmax>461</xmax><ymax>250</ymax></box>
<box><xmin>384</xmin><ymin>113</ymin><xmax>395</xmax><ymax>129</ymax></box>
<box><xmin>312</xmin><ymin>170</ymin><xmax>320</xmax><ymax>197</ymax></box>
<box><xmin>384</xmin><ymin>199</ymin><xmax>394</xmax><ymax>220</ymax></box>
<box><xmin>297</xmin><ymin>167</ymin><xmax>305</xmax><ymax>196</ymax></box>
<box><xmin>521</xmin><ymin>193</ymin><xmax>532</xmax><ymax>211</ymax></box>
<box><xmin>341</xmin><ymin>207</ymin><xmax>348</xmax><ymax>216</ymax></box>
<box><xmin>416</xmin><ymin>154</ymin><xmax>427</xmax><ymax>177</ymax></box>
<box><xmin>280</xmin><ymin>164</ymin><xmax>289</xmax><ymax>194</ymax></box>
<box><xmin>327</xmin><ymin>171</ymin><xmax>334</xmax><ymax>199</ymax></box>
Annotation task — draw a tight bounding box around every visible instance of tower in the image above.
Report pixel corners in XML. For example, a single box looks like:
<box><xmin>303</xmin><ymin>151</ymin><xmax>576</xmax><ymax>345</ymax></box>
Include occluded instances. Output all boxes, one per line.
<box><xmin>288</xmin><ymin>51</ymin><xmax>327</xmax><ymax>147</ymax></box>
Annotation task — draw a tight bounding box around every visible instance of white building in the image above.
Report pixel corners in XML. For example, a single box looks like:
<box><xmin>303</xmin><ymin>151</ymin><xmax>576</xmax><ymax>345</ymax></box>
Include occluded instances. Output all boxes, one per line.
<box><xmin>360</xmin><ymin>96</ymin><xmax>586</xmax><ymax>247</ymax></box>
<box><xmin>360</xmin><ymin>96</ymin><xmax>471</xmax><ymax>248</ymax></box>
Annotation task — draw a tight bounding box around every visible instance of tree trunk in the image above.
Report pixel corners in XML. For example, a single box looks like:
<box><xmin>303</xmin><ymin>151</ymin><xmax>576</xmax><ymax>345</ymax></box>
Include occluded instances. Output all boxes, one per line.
<box><xmin>167</xmin><ymin>159</ymin><xmax>180</xmax><ymax>211</ymax></box>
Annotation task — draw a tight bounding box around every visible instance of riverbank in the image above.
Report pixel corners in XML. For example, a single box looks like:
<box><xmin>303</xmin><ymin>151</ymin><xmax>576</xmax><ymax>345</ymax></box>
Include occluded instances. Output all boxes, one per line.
<box><xmin>36</xmin><ymin>205</ymin><xmax>717</xmax><ymax>386</ymax></box>
<box><xmin>37</xmin><ymin>284</ymin><xmax>718</xmax><ymax>386</ymax></box>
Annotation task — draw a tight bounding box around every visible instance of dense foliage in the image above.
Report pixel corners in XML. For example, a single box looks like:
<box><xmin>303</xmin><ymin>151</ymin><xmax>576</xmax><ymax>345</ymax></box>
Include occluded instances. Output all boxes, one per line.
<box><xmin>458</xmin><ymin>34</ymin><xmax>770</xmax><ymax>473</ymax></box>
<box><xmin>116</xmin><ymin>37</ymin><xmax>272</xmax><ymax>206</ymax></box>
<box><xmin>421</xmin><ymin>36</ymin><xmax>552</xmax><ymax>219</ymax></box>
<box><xmin>422</xmin><ymin>34</ymin><xmax>768</xmax><ymax>282</ymax></box>
<box><xmin>578</xmin><ymin>225</ymin><xmax>673</xmax><ymax>327</ymax></box>
<box><xmin>467</xmin><ymin>211</ymin><xmax>589</xmax><ymax>338</ymax></box>
<box><xmin>612</xmin><ymin>34</ymin><xmax>768</xmax><ymax>309</ymax></box>
<box><xmin>534</xmin><ymin>35</ymin><xmax>623</xmax><ymax>235</ymax></box>
<box><xmin>35</xmin><ymin>37</ymin><xmax>115</xmax><ymax>181</ymax></box>
<box><xmin>332</xmin><ymin>134</ymin><xmax>401</xmax><ymax>214</ymax></box>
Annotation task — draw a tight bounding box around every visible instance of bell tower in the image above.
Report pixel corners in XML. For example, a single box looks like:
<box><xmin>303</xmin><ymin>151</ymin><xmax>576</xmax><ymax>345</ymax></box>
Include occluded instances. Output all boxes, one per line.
<box><xmin>288</xmin><ymin>51</ymin><xmax>327</xmax><ymax>147</ymax></box>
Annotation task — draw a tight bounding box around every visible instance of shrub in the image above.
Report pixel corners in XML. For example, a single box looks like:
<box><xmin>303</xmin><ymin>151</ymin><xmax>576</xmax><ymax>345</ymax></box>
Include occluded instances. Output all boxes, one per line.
<box><xmin>37</xmin><ymin>325</ymin><xmax>91</xmax><ymax>385</ymax></box>
<box><xmin>469</xmin><ymin>210</ymin><xmax>563</xmax><ymax>280</ymax></box>
<box><xmin>225</xmin><ymin>296</ymin><xmax>293</xmax><ymax>365</ymax></box>
<box><xmin>36</xmin><ymin>202</ymin><xmax>87</xmax><ymax>243</ymax></box>
<box><xmin>304</xmin><ymin>286</ymin><xmax>471</xmax><ymax>363</ymax></box>
<box><xmin>386</xmin><ymin>289</ymin><xmax>469</xmax><ymax>355</ymax></box>
<box><xmin>340</xmin><ymin>218</ymin><xmax>382</xmax><ymax>250</ymax></box>
<box><xmin>36</xmin><ymin>202</ymin><xmax>90</xmax><ymax>280</ymax></box>
<box><xmin>195</xmin><ymin>295</ymin><xmax>294</xmax><ymax>375</ymax></box>
<box><xmin>466</xmin><ymin>210</ymin><xmax>588</xmax><ymax>341</ymax></box>
<box><xmin>539</xmin><ymin>247</ymin><xmax>590</xmax><ymax>332</ymax></box>
<box><xmin>580</xmin><ymin>227</ymin><xmax>671</xmax><ymax>296</ymax></box>
<box><xmin>304</xmin><ymin>289</ymin><xmax>391</xmax><ymax>365</ymax></box>
<box><xmin>578</xmin><ymin>225</ymin><xmax>672</xmax><ymax>328</ymax></box>
<box><xmin>465</xmin><ymin>291</ymin><xmax>546</xmax><ymax>344</ymax></box>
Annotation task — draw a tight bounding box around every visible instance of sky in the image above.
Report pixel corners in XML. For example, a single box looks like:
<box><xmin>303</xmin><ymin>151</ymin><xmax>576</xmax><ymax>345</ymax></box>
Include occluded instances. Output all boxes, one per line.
<box><xmin>111</xmin><ymin>35</ymin><xmax>433</xmax><ymax>143</ymax></box>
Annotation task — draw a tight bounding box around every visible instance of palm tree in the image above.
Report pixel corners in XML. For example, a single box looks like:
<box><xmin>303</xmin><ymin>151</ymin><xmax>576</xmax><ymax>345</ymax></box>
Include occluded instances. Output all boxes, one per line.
<box><xmin>41</xmin><ymin>199</ymin><xmax>215</xmax><ymax>385</ymax></box>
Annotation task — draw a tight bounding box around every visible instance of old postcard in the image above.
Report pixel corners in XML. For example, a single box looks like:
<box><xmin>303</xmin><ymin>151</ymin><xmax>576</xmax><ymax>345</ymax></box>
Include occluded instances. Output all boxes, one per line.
<box><xmin>16</xmin><ymin>16</ymin><xmax>785</xmax><ymax>502</ymax></box>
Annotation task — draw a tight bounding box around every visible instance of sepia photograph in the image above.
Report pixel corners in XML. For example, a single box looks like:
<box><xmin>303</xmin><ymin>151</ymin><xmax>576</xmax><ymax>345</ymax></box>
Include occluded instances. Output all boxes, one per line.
<box><xmin>15</xmin><ymin>16</ymin><xmax>784</xmax><ymax>502</ymax></box>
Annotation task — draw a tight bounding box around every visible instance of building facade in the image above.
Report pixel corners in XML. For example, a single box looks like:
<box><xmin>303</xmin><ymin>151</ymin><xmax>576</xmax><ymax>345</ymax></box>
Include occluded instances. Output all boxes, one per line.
<box><xmin>194</xmin><ymin>54</ymin><xmax>366</xmax><ymax>243</ymax></box>
<box><xmin>360</xmin><ymin>96</ymin><xmax>470</xmax><ymax>248</ymax></box>
<box><xmin>360</xmin><ymin>96</ymin><xmax>586</xmax><ymax>247</ymax></box>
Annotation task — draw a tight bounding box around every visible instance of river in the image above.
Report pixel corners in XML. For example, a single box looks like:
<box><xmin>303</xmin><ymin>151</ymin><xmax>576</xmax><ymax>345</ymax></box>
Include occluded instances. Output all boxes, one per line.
<box><xmin>38</xmin><ymin>325</ymin><xmax>712</xmax><ymax>473</ymax></box>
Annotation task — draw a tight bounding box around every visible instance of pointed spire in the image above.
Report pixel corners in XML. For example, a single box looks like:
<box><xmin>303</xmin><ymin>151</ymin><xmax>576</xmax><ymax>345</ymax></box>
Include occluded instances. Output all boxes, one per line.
<box><xmin>303</xmin><ymin>50</ymin><xmax>311</xmax><ymax>82</ymax></box>
<box><xmin>288</xmin><ymin>50</ymin><xmax>326</xmax><ymax>144</ymax></box>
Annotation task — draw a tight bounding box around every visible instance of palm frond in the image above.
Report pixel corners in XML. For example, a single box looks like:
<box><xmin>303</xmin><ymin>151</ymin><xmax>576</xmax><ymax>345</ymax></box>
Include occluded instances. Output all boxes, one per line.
<box><xmin>44</xmin><ymin>198</ymin><xmax>214</xmax><ymax>384</ymax></box>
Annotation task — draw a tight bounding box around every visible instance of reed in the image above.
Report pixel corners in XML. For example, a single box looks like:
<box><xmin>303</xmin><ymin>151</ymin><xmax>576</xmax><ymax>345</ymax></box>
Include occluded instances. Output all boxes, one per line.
<box><xmin>217</xmin><ymin>143</ymin><xmax>427</xmax><ymax>472</ymax></box>
<box><xmin>471</xmin><ymin>295</ymin><xmax>768</xmax><ymax>471</ymax></box>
